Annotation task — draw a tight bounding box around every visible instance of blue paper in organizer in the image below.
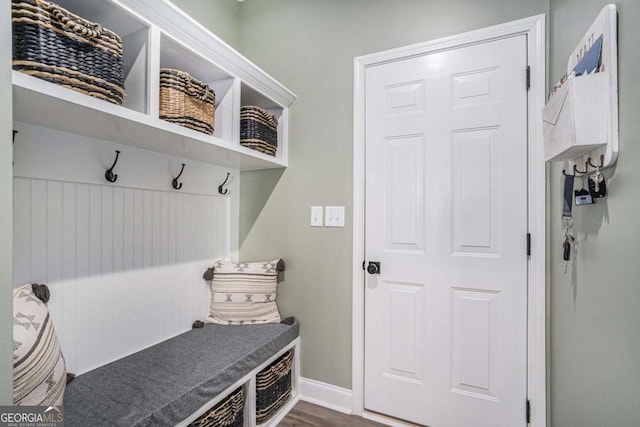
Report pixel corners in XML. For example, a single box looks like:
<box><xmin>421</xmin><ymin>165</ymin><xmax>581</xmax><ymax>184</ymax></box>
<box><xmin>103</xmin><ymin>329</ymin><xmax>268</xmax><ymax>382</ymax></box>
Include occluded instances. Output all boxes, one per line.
<box><xmin>573</xmin><ymin>34</ymin><xmax>603</xmax><ymax>76</ymax></box>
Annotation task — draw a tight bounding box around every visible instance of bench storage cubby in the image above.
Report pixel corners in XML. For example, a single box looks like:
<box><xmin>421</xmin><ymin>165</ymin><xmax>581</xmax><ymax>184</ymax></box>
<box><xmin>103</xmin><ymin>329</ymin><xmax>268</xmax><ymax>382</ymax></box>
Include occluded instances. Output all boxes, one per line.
<box><xmin>188</xmin><ymin>386</ymin><xmax>244</xmax><ymax>427</ymax></box>
<box><xmin>255</xmin><ymin>349</ymin><xmax>293</xmax><ymax>424</ymax></box>
<box><xmin>65</xmin><ymin>321</ymin><xmax>300</xmax><ymax>426</ymax></box>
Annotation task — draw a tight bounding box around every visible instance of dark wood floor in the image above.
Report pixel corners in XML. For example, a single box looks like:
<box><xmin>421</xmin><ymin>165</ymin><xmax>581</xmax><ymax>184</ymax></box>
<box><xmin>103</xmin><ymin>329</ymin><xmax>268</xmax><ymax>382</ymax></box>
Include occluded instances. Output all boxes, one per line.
<box><xmin>279</xmin><ymin>401</ymin><xmax>388</xmax><ymax>426</ymax></box>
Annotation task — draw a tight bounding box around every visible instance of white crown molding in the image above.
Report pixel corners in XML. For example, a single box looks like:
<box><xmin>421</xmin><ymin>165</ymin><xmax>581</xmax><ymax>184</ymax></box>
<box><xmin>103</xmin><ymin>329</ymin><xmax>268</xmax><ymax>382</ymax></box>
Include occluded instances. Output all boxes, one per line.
<box><xmin>121</xmin><ymin>0</ymin><xmax>296</xmax><ymax>108</ymax></box>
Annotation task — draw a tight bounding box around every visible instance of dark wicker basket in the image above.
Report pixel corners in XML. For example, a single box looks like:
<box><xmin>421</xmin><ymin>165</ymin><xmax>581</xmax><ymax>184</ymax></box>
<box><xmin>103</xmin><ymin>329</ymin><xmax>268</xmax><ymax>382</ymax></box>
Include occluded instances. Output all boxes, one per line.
<box><xmin>160</xmin><ymin>68</ymin><xmax>216</xmax><ymax>135</ymax></box>
<box><xmin>256</xmin><ymin>350</ymin><xmax>293</xmax><ymax>424</ymax></box>
<box><xmin>189</xmin><ymin>386</ymin><xmax>244</xmax><ymax>427</ymax></box>
<box><xmin>12</xmin><ymin>0</ymin><xmax>125</xmax><ymax>105</ymax></box>
<box><xmin>240</xmin><ymin>106</ymin><xmax>278</xmax><ymax>156</ymax></box>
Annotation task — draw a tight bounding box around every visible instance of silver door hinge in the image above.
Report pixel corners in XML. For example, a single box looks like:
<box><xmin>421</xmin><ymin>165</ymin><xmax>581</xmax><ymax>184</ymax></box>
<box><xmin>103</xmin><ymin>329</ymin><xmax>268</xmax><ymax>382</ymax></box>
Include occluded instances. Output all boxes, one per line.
<box><xmin>526</xmin><ymin>66</ymin><xmax>531</xmax><ymax>90</ymax></box>
<box><xmin>527</xmin><ymin>233</ymin><xmax>531</xmax><ymax>256</ymax></box>
<box><xmin>526</xmin><ymin>399</ymin><xmax>531</xmax><ymax>424</ymax></box>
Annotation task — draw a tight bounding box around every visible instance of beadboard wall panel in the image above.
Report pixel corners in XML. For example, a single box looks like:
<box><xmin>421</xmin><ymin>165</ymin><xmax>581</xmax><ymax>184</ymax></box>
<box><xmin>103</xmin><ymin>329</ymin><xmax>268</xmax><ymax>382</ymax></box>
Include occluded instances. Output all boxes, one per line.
<box><xmin>13</xmin><ymin>123</ymin><xmax>238</xmax><ymax>375</ymax></box>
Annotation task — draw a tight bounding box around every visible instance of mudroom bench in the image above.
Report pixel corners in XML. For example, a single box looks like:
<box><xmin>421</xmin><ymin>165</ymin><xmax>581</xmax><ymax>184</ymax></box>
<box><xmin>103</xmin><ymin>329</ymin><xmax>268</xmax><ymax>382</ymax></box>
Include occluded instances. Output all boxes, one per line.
<box><xmin>64</xmin><ymin>321</ymin><xmax>300</xmax><ymax>427</ymax></box>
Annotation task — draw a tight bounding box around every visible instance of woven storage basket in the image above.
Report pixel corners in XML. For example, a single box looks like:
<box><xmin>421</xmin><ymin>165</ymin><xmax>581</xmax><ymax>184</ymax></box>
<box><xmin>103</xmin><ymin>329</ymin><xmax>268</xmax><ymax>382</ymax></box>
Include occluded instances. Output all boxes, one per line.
<box><xmin>255</xmin><ymin>350</ymin><xmax>293</xmax><ymax>424</ymax></box>
<box><xmin>240</xmin><ymin>106</ymin><xmax>278</xmax><ymax>156</ymax></box>
<box><xmin>12</xmin><ymin>0</ymin><xmax>125</xmax><ymax>105</ymax></box>
<box><xmin>160</xmin><ymin>68</ymin><xmax>216</xmax><ymax>135</ymax></box>
<box><xmin>189</xmin><ymin>386</ymin><xmax>244</xmax><ymax>427</ymax></box>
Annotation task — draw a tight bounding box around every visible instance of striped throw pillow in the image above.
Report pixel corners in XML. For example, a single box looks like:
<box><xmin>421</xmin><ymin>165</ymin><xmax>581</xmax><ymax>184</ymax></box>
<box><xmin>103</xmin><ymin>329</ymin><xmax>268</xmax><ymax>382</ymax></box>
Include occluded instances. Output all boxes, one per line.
<box><xmin>207</xmin><ymin>259</ymin><xmax>281</xmax><ymax>325</ymax></box>
<box><xmin>13</xmin><ymin>284</ymin><xmax>67</xmax><ymax>406</ymax></box>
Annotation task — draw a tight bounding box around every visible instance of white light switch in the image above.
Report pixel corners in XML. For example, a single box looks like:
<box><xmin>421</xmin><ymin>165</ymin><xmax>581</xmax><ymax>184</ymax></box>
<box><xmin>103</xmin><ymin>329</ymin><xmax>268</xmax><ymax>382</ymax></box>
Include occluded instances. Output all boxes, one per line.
<box><xmin>325</xmin><ymin>206</ymin><xmax>345</xmax><ymax>227</ymax></box>
<box><xmin>311</xmin><ymin>206</ymin><xmax>323</xmax><ymax>227</ymax></box>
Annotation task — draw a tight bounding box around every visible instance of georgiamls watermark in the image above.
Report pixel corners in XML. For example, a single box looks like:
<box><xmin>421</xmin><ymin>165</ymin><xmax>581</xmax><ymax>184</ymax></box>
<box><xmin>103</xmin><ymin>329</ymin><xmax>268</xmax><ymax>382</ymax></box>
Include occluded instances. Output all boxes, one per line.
<box><xmin>0</xmin><ymin>406</ymin><xmax>63</xmax><ymax>427</ymax></box>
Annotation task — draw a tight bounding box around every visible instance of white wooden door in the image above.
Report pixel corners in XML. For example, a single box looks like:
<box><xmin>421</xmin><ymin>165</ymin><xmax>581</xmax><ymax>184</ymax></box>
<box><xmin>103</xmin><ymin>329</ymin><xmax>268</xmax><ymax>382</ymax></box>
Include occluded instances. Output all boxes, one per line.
<box><xmin>364</xmin><ymin>35</ymin><xmax>529</xmax><ymax>427</ymax></box>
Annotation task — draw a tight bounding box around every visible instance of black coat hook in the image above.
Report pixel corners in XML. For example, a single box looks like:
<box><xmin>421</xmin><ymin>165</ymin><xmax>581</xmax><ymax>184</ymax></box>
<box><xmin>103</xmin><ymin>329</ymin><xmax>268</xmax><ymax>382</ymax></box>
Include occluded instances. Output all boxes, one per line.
<box><xmin>105</xmin><ymin>150</ymin><xmax>120</xmax><ymax>183</ymax></box>
<box><xmin>218</xmin><ymin>172</ymin><xmax>230</xmax><ymax>195</ymax></box>
<box><xmin>587</xmin><ymin>155</ymin><xmax>605</xmax><ymax>169</ymax></box>
<box><xmin>573</xmin><ymin>162</ymin><xmax>588</xmax><ymax>175</ymax></box>
<box><xmin>172</xmin><ymin>163</ymin><xmax>185</xmax><ymax>190</ymax></box>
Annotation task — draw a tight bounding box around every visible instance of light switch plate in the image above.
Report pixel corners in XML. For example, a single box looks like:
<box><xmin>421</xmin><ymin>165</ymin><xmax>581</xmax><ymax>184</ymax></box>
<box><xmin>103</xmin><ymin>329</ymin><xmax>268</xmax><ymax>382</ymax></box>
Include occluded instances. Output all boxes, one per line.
<box><xmin>325</xmin><ymin>206</ymin><xmax>345</xmax><ymax>227</ymax></box>
<box><xmin>311</xmin><ymin>206</ymin><xmax>323</xmax><ymax>227</ymax></box>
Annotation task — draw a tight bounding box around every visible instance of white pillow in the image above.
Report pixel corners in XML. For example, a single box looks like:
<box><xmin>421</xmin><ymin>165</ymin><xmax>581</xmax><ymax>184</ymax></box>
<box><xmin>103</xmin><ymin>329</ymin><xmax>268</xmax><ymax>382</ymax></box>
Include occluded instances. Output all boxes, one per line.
<box><xmin>207</xmin><ymin>259</ymin><xmax>282</xmax><ymax>325</ymax></box>
<box><xmin>13</xmin><ymin>284</ymin><xmax>67</xmax><ymax>406</ymax></box>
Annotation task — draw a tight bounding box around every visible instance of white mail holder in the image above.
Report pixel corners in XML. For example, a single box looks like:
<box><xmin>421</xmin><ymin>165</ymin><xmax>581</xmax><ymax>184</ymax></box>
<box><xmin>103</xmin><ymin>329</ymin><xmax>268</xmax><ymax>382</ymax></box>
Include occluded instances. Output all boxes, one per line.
<box><xmin>542</xmin><ymin>72</ymin><xmax>608</xmax><ymax>162</ymax></box>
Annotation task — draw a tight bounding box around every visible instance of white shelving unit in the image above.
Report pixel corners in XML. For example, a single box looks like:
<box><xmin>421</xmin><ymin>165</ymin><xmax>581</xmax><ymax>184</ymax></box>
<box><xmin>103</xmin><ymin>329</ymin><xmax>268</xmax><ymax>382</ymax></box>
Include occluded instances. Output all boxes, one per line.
<box><xmin>11</xmin><ymin>0</ymin><xmax>296</xmax><ymax>170</ymax></box>
<box><xmin>10</xmin><ymin>0</ymin><xmax>300</xmax><ymax>424</ymax></box>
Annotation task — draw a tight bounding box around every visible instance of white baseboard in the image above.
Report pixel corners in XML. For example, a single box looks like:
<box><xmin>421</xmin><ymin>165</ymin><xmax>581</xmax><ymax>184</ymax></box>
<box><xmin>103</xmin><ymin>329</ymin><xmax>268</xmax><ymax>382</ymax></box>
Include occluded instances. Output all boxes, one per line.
<box><xmin>298</xmin><ymin>379</ymin><xmax>413</xmax><ymax>427</ymax></box>
<box><xmin>299</xmin><ymin>377</ymin><xmax>353</xmax><ymax>415</ymax></box>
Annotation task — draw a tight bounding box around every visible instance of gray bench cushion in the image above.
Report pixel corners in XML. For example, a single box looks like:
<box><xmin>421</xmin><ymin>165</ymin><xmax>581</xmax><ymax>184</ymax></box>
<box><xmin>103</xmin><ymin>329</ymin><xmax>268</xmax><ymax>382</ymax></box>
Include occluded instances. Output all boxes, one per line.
<box><xmin>65</xmin><ymin>321</ymin><xmax>299</xmax><ymax>426</ymax></box>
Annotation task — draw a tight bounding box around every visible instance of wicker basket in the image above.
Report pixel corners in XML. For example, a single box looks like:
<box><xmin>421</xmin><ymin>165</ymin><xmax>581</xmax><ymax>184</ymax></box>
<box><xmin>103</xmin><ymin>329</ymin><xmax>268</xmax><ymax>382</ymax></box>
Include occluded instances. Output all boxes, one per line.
<box><xmin>160</xmin><ymin>68</ymin><xmax>216</xmax><ymax>135</ymax></box>
<box><xmin>240</xmin><ymin>106</ymin><xmax>278</xmax><ymax>156</ymax></box>
<box><xmin>189</xmin><ymin>386</ymin><xmax>244</xmax><ymax>427</ymax></box>
<box><xmin>12</xmin><ymin>0</ymin><xmax>125</xmax><ymax>105</ymax></box>
<box><xmin>255</xmin><ymin>350</ymin><xmax>293</xmax><ymax>424</ymax></box>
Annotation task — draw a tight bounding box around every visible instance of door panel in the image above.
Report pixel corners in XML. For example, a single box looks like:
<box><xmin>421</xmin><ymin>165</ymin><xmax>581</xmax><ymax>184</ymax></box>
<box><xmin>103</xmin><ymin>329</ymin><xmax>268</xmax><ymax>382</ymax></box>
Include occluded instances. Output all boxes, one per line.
<box><xmin>388</xmin><ymin>281</ymin><xmax>425</xmax><ymax>382</ymax></box>
<box><xmin>384</xmin><ymin>135</ymin><xmax>425</xmax><ymax>252</ymax></box>
<box><xmin>364</xmin><ymin>35</ymin><xmax>528</xmax><ymax>427</ymax></box>
<box><xmin>452</xmin><ymin>128</ymin><xmax>499</xmax><ymax>255</ymax></box>
<box><xmin>451</xmin><ymin>288</ymin><xmax>500</xmax><ymax>401</ymax></box>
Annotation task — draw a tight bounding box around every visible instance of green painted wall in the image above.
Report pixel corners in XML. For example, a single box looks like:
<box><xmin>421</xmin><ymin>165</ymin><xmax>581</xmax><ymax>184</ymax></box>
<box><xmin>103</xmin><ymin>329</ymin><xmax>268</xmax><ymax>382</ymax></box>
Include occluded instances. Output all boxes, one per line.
<box><xmin>1</xmin><ymin>0</ymin><xmax>634</xmax><ymax>420</ymax></box>
<box><xmin>0</xmin><ymin>1</ymin><xmax>13</xmax><ymax>404</ymax></box>
<box><xmin>548</xmin><ymin>1</ymin><xmax>640</xmax><ymax>425</ymax></box>
<box><xmin>169</xmin><ymin>0</ymin><xmax>239</xmax><ymax>48</ymax></box>
<box><xmin>236</xmin><ymin>0</ymin><xmax>549</xmax><ymax>389</ymax></box>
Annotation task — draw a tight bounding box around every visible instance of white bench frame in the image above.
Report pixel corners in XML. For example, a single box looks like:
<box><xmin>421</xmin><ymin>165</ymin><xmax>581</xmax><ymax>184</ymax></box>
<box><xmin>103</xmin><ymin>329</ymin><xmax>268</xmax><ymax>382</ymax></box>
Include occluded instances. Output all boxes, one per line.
<box><xmin>177</xmin><ymin>337</ymin><xmax>301</xmax><ymax>427</ymax></box>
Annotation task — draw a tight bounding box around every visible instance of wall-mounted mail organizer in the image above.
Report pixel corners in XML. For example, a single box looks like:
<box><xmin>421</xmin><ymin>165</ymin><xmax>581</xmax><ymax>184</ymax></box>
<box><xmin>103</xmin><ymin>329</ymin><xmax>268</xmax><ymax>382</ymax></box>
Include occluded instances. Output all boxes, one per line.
<box><xmin>543</xmin><ymin>4</ymin><xmax>618</xmax><ymax>169</ymax></box>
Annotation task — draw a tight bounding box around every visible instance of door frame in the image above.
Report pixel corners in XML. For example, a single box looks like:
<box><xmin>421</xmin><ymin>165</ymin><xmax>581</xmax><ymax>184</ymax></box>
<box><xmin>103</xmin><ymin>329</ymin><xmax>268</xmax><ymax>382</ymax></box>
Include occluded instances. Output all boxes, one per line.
<box><xmin>352</xmin><ymin>15</ymin><xmax>546</xmax><ymax>427</ymax></box>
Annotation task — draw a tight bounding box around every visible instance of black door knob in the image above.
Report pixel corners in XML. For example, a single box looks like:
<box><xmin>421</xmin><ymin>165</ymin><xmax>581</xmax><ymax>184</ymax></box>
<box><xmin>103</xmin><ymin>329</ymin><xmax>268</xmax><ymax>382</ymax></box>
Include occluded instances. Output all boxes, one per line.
<box><xmin>367</xmin><ymin>261</ymin><xmax>381</xmax><ymax>275</ymax></box>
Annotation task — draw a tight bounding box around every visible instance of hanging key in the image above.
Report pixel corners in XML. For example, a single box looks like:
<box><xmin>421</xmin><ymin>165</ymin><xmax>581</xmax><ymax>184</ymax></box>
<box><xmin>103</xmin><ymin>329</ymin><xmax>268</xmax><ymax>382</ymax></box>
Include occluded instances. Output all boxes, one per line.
<box><xmin>588</xmin><ymin>167</ymin><xmax>607</xmax><ymax>198</ymax></box>
<box><xmin>562</xmin><ymin>215</ymin><xmax>575</xmax><ymax>274</ymax></box>
<box><xmin>563</xmin><ymin>236</ymin><xmax>571</xmax><ymax>261</ymax></box>
<box><xmin>562</xmin><ymin>234</ymin><xmax>574</xmax><ymax>274</ymax></box>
